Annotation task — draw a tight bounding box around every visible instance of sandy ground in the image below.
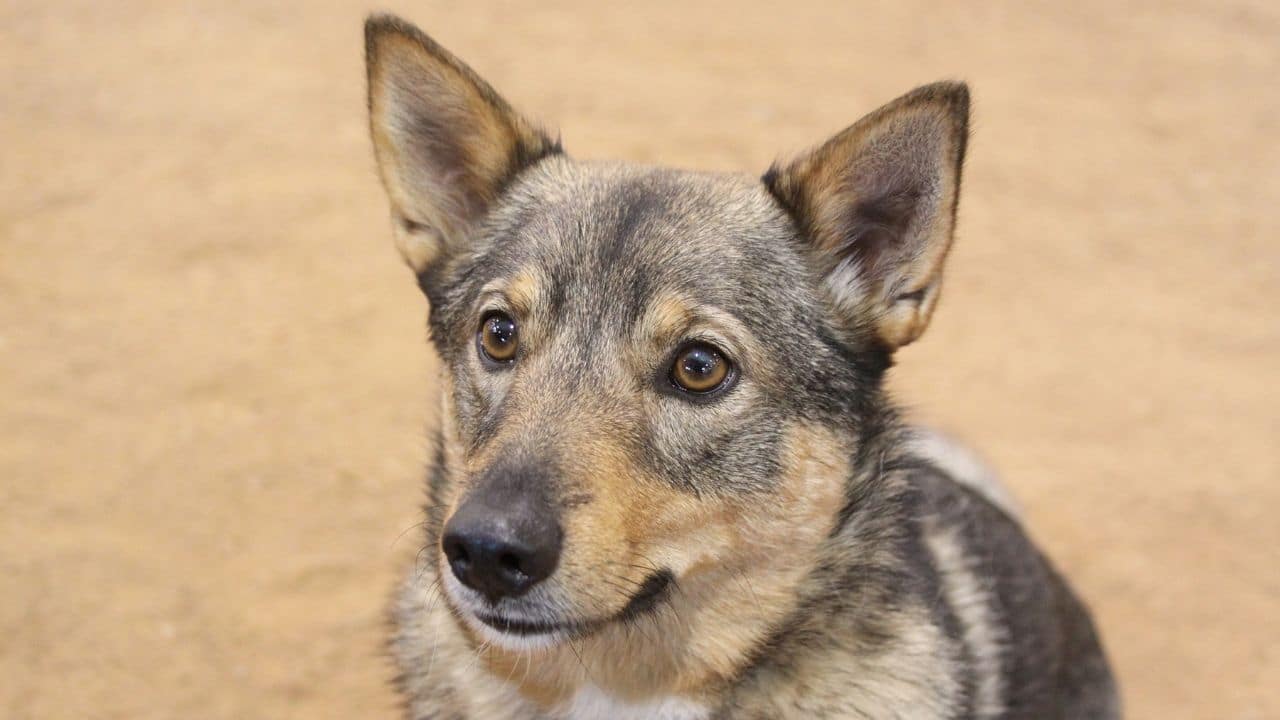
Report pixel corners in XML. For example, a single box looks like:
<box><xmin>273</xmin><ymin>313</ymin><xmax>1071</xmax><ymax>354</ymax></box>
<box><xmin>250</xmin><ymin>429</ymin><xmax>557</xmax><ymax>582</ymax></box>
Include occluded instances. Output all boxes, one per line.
<box><xmin>2</xmin><ymin>2</ymin><xmax>1277</xmax><ymax>718</ymax></box>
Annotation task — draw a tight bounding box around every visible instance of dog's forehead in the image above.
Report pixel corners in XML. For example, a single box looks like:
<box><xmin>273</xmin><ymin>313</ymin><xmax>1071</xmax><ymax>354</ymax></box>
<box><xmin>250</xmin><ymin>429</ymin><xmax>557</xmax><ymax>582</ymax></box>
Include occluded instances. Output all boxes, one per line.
<box><xmin>482</xmin><ymin>158</ymin><xmax>803</xmax><ymax>318</ymax></box>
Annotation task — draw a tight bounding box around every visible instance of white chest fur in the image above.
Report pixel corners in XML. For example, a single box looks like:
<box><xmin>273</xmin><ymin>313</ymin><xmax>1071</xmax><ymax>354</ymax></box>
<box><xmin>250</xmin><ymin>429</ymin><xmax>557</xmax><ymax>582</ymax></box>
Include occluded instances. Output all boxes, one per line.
<box><xmin>558</xmin><ymin>684</ymin><xmax>711</xmax><ymax>720</ymax></box>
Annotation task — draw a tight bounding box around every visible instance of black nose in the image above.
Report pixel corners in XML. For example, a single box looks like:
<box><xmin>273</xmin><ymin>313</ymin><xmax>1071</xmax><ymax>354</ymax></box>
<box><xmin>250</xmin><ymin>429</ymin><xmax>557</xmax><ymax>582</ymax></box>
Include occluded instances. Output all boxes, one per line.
<box><xmin>442</xmin><ymin>494</ymin><xmax>562</xmax><ymax>604</ymax></box>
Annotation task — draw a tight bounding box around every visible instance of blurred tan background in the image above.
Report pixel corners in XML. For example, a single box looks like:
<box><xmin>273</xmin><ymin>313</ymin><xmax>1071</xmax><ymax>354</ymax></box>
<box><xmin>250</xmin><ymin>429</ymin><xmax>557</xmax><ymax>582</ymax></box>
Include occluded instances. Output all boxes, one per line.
<box><xmin>2</xmin><ymin>1</ymin><xmax>1277</xmax><ymax>718</ymax></box>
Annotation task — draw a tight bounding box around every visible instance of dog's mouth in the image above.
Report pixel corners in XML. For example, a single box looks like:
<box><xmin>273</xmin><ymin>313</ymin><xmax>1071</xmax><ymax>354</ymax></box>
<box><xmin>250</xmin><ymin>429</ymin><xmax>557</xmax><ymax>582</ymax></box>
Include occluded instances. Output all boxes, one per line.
<box><xmin>471</xmin><ymin>570</ymin><xmax>674</xmax><ymax>640</ymax></box>
<box><xmin>473</xmin><ymin>612</ymin><xmax>573</xmax><ymax>637</ymax></box>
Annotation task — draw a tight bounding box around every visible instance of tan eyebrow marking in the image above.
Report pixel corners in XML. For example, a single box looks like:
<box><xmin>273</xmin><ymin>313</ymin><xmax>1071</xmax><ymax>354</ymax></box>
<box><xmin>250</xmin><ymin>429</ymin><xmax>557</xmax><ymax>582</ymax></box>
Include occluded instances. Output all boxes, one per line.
<box><xmin>642</xmin><ymin>292</ymin><xmax>696</xmax><ymax>348</ymax></box>
<box><xmin>634</xmin><ymin>291</ymin><xmax>752</xmax><ymax>366</ymax></box>
<box><xmin>479</xmin><ymin>268</ymin><xmax>543</xmax><ymax>316</ymax></box>
<box><xmin>505</xmin><ymin>269</ymin><xmax>541</xmax><ymax>315</ymax></box>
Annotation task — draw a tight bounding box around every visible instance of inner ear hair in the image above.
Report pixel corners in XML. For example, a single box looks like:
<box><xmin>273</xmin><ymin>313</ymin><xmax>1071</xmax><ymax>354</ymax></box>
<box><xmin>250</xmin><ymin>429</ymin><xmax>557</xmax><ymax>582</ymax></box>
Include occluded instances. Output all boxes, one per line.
<box><xmin>365</xmin><ymin>14</ymin><xmax>562</xmax><ymax>276</ymax></box>
<box><xmin>764</xmin><ymin>81</ymin><xmax>970</xmax><ymax>349</ymax></box>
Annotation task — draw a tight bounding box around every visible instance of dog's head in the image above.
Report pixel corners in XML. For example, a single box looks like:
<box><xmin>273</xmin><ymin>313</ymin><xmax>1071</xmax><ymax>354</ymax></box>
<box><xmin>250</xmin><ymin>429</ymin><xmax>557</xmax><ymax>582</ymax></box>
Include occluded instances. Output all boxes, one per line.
<box><xmin>366</xmin><ymin>16</ymin><xmax>967</xmax><ymax>655</ymax></box>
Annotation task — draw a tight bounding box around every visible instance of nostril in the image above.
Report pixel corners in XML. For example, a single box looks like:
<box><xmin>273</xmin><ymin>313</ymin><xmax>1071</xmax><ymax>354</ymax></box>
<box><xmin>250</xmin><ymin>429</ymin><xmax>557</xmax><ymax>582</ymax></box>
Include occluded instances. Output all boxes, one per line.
<box><xmin>442</xmin><ymin>535</ymin><xmax>470</xmax><ymax>567</ymax></box>
<box><xmin>498</xmin><ymin>552</ymin><xmax>524</xmax><ymax>576</ymax></box>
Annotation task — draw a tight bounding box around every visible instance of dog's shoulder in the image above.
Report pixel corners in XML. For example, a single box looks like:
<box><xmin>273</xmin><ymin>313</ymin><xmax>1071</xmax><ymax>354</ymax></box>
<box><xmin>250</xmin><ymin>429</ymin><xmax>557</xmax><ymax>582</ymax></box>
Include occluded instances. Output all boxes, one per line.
<box><xmin>907</xmin><ymin>430</ymin><xmax>1120</xmax><ymax>719</ymax></box>
<box><xmin>720</xmin><ymin>428</ymin><xmax>1120</xmax><ymax>719</ymax></box>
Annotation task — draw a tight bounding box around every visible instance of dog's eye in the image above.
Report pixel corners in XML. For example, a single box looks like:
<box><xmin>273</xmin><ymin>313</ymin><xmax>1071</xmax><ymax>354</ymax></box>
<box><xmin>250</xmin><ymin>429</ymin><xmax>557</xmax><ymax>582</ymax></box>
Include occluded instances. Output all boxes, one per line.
<box><xmin>669</xmin><ymin>343</ymin><xmax>732</xmax><ymax>394</ymax></box>
<box><xmin>478</xmin><ymin>312</ymin><xmax>519</xmax><ymax>364</ymax></box>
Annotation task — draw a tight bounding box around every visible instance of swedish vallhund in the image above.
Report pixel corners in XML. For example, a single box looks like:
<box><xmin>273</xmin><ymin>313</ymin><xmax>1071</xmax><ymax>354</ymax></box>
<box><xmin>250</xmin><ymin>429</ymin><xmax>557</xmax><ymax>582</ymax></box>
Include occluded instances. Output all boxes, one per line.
<box><xmin>364</xmin><ymin>14</ymin><xmax>1119</xmax><ymax>720</ymax></box>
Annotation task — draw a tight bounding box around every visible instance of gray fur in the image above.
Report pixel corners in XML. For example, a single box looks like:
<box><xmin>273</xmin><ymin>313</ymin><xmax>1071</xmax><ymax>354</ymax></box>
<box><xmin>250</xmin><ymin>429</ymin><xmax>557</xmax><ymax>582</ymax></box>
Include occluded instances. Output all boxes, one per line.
<box><xmin>366</xmin><ymin>14</ymin><xmax>1119</xmax><ymax>720</ymax></box>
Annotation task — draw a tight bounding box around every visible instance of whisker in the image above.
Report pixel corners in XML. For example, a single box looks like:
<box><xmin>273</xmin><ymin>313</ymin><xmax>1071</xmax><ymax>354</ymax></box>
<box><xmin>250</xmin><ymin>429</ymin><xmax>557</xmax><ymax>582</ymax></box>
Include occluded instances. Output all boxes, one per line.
<box><xmin>389</xmin><ymin>520</ymin><xmax>429</xmax><ymax>550</ymax></box>
<box><xmin>463</xmin><ymin>639</ymin><xmax>492</xmax><ymax>675</ymax></box>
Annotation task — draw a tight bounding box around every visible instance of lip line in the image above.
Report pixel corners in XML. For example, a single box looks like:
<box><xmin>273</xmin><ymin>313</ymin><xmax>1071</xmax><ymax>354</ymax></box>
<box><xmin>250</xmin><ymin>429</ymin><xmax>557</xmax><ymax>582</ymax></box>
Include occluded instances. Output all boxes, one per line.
<box><xmin>473</xmin><ymin>612</ymin><xmax>586</xmax><ymax>637</ymax></box>
<box><xmin>472</xmin><ymin>570</ymin><xmax>674</xmax><ymax>638</ymax></box>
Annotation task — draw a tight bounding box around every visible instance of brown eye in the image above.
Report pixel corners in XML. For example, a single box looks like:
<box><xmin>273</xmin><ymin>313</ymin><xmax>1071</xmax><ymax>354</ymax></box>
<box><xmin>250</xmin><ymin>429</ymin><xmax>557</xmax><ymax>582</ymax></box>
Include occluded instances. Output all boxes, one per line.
<box><xmin>670</xmin><ymin>343</ymin><xmax>732</xmax><ymax>394</ymax></box>
<box><xmin>478</xmin><ymin>312</ymin><xmax>518</xmax><ymax>363</ymax></box>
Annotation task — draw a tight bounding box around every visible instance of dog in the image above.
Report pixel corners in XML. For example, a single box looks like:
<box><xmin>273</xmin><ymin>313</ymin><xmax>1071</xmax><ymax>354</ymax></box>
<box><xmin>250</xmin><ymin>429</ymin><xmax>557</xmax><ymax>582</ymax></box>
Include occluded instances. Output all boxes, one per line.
<box><xmin>364</xmin><ymin>14</ymin><xmax>1119</xmax><ymax>719</ymax></box>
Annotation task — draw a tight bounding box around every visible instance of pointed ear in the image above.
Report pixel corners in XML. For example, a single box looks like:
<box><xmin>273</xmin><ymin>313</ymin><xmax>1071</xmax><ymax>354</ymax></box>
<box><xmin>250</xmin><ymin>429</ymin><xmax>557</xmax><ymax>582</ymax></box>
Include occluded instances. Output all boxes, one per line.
<box><xmin>765</xmin><ymin>82</ymin><xmax>969</xmax><ymax>349</ymax></box>
<box><xmin>365</xmin><ymin>15</ymin><xmax>561</xmax><ymax>275</ymax></box>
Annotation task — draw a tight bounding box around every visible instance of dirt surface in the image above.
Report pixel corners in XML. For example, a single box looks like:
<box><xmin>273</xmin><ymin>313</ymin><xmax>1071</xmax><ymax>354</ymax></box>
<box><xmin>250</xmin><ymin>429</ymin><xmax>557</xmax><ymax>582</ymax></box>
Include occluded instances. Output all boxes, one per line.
<box><xmin>2</xmin><ymin>2</ymin><xmax>1277</xmax><ymax>718</ymax></box>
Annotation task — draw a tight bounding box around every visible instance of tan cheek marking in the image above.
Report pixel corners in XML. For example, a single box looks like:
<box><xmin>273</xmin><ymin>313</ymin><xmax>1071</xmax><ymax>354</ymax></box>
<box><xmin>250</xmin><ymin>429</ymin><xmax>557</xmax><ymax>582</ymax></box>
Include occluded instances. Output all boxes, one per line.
<box><xmin>625</xmin><ymin>424</ymin><xmax>850</xmax><ymax>582</ymax></box>
<box><xmin>477</xmin><ymin>423</ymin><xmax>853</xmax><ymax>705</ymax></box>
<box><xmin>680</xmin><ymin>422</ymin><xmax>849</xmax><ymax>686</ymax></box>
<box><xmin>557</xmin><ymin>437</ymin><xmax>649</xmax><ymax>610</ymax></box>
<box><xmin>568</xmin><ymin>421</ymin><xmax>740</xmax><ymax>583</ymax></box>
<box><xmin>533</xmin><ymin>422</ymin><xmax>851</xmax><ymax>700</ymax></box>
<box><xmin>628</xmin><ymin>486</ymin><xmax>736</xmax><ymax>575</ymax></box>
<box><xmin>668</xmin><ymin>423</ymin><xmax>850</xmax><ymax>690</ymax></box>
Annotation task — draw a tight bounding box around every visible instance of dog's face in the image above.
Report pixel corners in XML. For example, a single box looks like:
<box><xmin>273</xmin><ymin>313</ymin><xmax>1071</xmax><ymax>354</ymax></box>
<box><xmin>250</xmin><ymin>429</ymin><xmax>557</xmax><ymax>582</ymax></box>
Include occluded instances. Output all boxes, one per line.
<box><xmin>412</xmin><ymin>159</ymin><xmax>876</xmax><ymax>650</ymax></box>
<box><xmin>366</xmin><ymin>16</ymin><xmax>967</xmax><ymax>655</ymax></box>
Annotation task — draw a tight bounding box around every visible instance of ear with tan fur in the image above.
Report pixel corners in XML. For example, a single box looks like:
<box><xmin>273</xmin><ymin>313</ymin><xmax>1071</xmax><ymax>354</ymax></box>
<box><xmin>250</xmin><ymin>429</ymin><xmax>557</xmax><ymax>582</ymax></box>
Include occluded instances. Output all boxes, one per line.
<box><xmin>365</xmin><ymin>15</ymin><xmax>561</xmax><ymax>275</ymax></box>
<box><xmin>764</xmin><ymin>82</ymin><xmax>969</xmax><ymax>349</ymax></box>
